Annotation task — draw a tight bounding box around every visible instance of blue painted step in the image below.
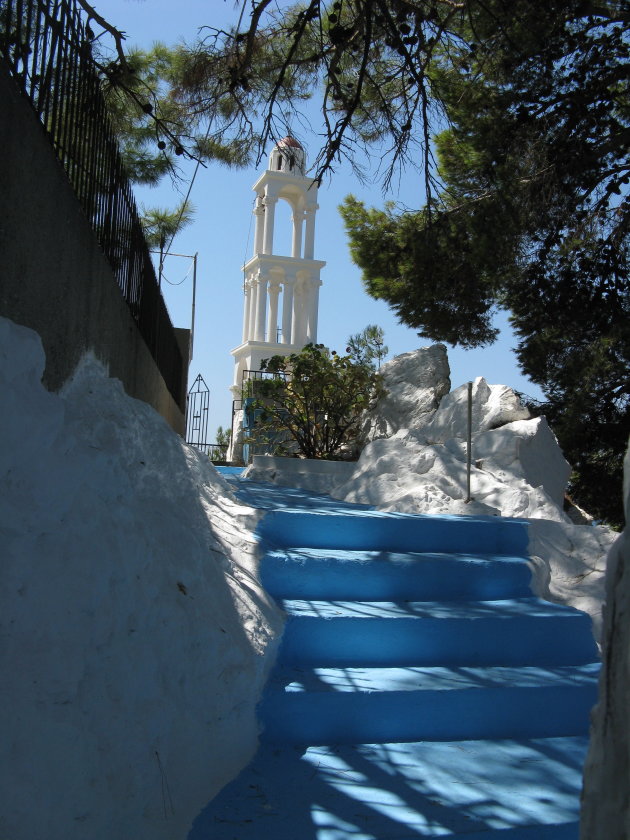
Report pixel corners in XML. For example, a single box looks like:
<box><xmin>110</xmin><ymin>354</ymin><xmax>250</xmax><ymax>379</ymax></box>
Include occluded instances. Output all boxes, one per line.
<box><xmin>259</xmin><ymin>662</ymin><xmax>600</xmax><ymax>743</ymax></box>
<box><xmin>441</xmin><ymin>824</ymin><xmax>579</xmax><ymax>839</ymax></box>
<box><xmin>262</xmin><ymin>548</ymin><xmax>533</xmax><ymax>601</ymax></box>
<box><xmin>188</xmin><ymin>736</ymin><xmax>589</xmax><ymax>839</ymax></box>
<box><xmin>276</xmin><ymin>597</ymin><xmax>599</xmax><ymax>667</ymax></box>
<box><xmin>188</xmin><ymin>479</ymin><xmax>598</xmax><ymax>839</ymax></box>
<box><xmin>258</xmin><ymin>508</ymin><xmax>530</xmax><ymax>556</ymax></box>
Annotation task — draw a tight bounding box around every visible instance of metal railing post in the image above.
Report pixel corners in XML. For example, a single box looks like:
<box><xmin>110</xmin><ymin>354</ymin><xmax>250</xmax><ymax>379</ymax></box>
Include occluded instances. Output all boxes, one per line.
<box><xmin>465</xmin><ymin>381</ymin><xmax>473</xmax><ymax>503</ymax></box>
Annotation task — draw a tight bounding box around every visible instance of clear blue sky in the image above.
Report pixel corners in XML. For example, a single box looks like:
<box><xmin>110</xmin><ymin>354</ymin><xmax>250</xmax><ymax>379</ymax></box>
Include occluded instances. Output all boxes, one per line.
<box><xmin>104</xmin><ymin>0</ymin><xmax>545</xmax><ymax>436</ymax></box>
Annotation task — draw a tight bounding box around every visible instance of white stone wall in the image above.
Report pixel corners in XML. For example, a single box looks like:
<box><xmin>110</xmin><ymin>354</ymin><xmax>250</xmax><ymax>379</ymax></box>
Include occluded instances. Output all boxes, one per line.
<box><xmin>0</xmin><ymin>317</ymin><xmax>282</xmax><ymax>840</ymax></box>
<box><xmin>580</xmin><ymin>442</ymin><xmax>630</xmax><ymax>837</ymax></box>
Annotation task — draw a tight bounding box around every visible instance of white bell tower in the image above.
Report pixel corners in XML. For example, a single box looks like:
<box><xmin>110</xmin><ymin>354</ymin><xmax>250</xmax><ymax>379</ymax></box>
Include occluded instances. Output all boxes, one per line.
<box><xmin>229</xmin><ymin>137</ymin><xmax>326</xmax><ymax>400</ymax></box>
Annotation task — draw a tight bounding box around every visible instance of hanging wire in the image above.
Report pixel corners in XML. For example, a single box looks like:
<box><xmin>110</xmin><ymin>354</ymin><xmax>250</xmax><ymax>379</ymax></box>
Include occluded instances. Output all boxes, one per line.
<box><xmin>163</xmin><ymin>115</ymin><xmax>215</xmax><ymax>258</ymax></box>
<box><xmin>149</xmin><ymin>250</ymin><xmax>195</xmax><ymax>286</ymax></box>
<box><xmin>163</xmin><ymin>256</ymin><xmax>195</xmax><ymax>286</ymax></box>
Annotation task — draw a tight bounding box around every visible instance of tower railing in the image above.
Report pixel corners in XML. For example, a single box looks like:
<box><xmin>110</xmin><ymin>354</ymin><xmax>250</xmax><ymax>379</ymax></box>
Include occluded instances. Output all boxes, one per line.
<box><xmin>239</xmin><ymin>368</ymin><xmax>292</xmax><ymax>462</ymax></box>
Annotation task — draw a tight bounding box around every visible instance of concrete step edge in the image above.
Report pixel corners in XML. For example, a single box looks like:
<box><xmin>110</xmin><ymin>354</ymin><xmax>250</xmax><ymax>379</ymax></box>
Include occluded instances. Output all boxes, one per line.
<box><xmin>265</xmin><ymin>662</ymin><xmax>601</xmax><ymax>694</ymax></box>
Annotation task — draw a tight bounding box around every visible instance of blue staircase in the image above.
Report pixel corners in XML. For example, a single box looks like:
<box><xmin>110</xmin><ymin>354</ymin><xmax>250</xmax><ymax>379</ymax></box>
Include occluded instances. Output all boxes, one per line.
<box><xmin>189</xmin><ymin>479</ymin><xmax>599</xmax><ymax>839</ymax></box>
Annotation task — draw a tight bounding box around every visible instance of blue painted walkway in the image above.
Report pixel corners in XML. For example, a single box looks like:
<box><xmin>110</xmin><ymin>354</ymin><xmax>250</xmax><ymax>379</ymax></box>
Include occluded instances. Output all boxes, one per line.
<box><xmin>189</xmin><ymin>473</ymin><xmax>599</xmax><ymax>839</ymax></box>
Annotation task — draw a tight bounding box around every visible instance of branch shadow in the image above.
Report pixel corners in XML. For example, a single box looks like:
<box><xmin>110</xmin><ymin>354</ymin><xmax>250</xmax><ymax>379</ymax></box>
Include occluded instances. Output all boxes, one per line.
<box><xmin>187</xmin><ymin>733</ymin><xmax>587</xmax><ymax>839</ymax></box>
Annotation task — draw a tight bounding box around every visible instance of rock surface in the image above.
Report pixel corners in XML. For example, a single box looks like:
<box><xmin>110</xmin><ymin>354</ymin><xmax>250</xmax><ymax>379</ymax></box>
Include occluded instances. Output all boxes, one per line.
<box><xmin>244</xmin><ymin>455</ymin><xmax>356</xmax><ymax>494</ymax></box>
<box><xmin>581</xmin><ymin>442</ymin><xmax>630</xmax><ymax>837</ymax></box>
<box><xmin>527</xmin><ymin>518</ymin><xmax>613</xmax><ymax>643</ymax></box>
<box><xmin>415</xmin><ymin>376</ymin><xmax>531</xmax><ymax>443</ymax></box>
<box><xmin>331</xmin><ymin>374</ymin><xmax>568</xmax><ymax>522</ymax></box>
<box><xmin>362</xmin><ymin>344</ymin><xmax>451</xmax><ymax>440</ymax></box>
<box><xmin>331</xmin><ymin>414</ymin><xmax>570</xmax><ymax>522</ymax></box>
<box><xmin>0</xmin><ymin>317</ymin><xmax>282</xmax><ymax>840</ymax></box>
<box><xmin>472</xmin><ymin>416</ymin><xmax>571</xmax><ymax>510</ymax></box>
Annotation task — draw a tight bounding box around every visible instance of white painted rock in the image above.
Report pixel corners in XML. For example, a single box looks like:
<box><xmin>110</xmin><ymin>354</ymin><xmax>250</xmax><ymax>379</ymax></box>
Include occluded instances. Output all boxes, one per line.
<box><xmin>581</xmin><ymin>442</ymin><xmax>630</xmax><ymax>837</ymax></box>
<box><xmin>332</xmin><ymin>432</ymin><xmax>485</xmax><ymax>514</ymax></box>
<box><xmin>243</xmin><ymin>455</ymin><xmax>356</xmax><ymax>494</ymax></box>
<box><xmin>0</xmin><ymin>317</ymin><xmax>282</xmax><ymax>840</ymax></box>
<box><xmin>473</xmin><ymin>417</ymin><xmax>571</xmax><ymax>509</ymax></box>
<box><xmin>527</xmin><ymin>518</ymin><xmax>615</xmax><ymax>643</ymax></box>
<box><xmin>333</xmin><ymin>372</ymin><xmax>569</xmax><ymax>522</ymax></box>
<box><xmin>364</xmin><ymin>344</ymin><xmax>451</xmax><ymax>440</ymax></box>
<box><xmin>331</xmin><ymin>422</ymin><xmax>570</xmax><ymax>522</ymax></box>
<box><xmin>415</xmin><ymin>376</ymin><xmax>531</xmax><ymax>443</ymax></box>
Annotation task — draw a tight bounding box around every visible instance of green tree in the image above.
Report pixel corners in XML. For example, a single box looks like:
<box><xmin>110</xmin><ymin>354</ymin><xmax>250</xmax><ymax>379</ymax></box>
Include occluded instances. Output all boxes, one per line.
<box><xmin>215</xmin><ymin>425</ymin><xmax>232</xmax><ymax>449</ymax></box>
<box><xmin>100</xmin><ymin>45</ymin><xmax>185</xmax><ymax>185</ymax></box>
<box><xmin>95</xmin><ymin>40</ymin><xmax>252</xmax><ymax>256</ymax></box>
<box><xmin>248</xmin><ymin>343</ymin><xmax>384</xmax><ymax>460</ymax></box>
<box><xmin>347</xmin><ymin>324</ymin><xmax>388</xmax><ymax>369</ymax></box>
<box><xmin>86</xmin><ymin>20</ymin><xmax>260</xmax><ymax>179</ymax></box>
<box><xmin>209</xmin><ymin>425</ymin><xmax>232</xmax><ymax>462</ymax></box>
<box><xmin>118</xmin><ymin>45</ymin><xmax>252</xmax><ymax>174</ymax></box>
<box><xmin>86</xmin><ymin>0</ymin><xmax>486</xmax><ymax>185</ymax></box>
<box><xmin>339</xmin><ymin>1</ymin><xmax>628</xmax><ymax>344</ymax></box>
<box><xmin>336</xmin><ymin>0</ymin><xmax>629</xmax><ymax>524</ymax></box>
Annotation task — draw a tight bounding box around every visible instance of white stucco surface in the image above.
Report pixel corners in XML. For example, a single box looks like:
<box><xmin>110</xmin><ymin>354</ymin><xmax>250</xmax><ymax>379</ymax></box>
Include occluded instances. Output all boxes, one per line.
<box><xmin>416</xmin><ymin>376</ymin><xmax>531</xmax><ymax>443</ymax></box>
<box><xmin>245</xmin><ymin>454</ymin><xmax>356</xmax><ymax>493</ymax></box>
<box><xmin>361</xmin><ymin>344</ymin><xmax>451</xmax><ymax>440</ymax></box>
<box><xmin>0</xmin><ymin>317</ymin><xmax>282</xmax><ymax>840</ymax></box>
<box><xmin>581</xmin><ymin>442</ymin><xmax>630</xmax><ymax>837</ymax></box>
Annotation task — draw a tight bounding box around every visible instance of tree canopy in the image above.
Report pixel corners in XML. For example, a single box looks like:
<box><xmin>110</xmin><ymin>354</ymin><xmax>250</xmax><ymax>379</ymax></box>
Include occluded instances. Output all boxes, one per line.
<box><xmin>339</xmin><ymin>1</ymin><xmax>629</xmax><ymax>346</ymax></box>
<box><xmin>247</xmin><ymin>343</ymin><xmax>383</xmax><ymax>459</ymax></box>
<box><xmin>347</xmin><ymin>324</ymin><xmax>389</xmax><ymax>369</ymax></box>
<box><xmin>90</xmin><ymin>0</ymin><xmax>629</xmax><ymax>523</ymax></box>
<box><xmin>335</xmin><ymin>0</ymin><xmax>629</xmax><ymax>524</ymax></box>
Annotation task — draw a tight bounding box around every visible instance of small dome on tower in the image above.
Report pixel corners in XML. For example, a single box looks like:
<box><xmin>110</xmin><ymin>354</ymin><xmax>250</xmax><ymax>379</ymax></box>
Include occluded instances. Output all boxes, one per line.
<box><xmin>278</xmin><ymin>136</ymin><xmax>303</xmax><ymax>149</ymax></box>
<box><xmin>269</xmin><ymin>136</ymin><xmax>306</xmax><ymax>175</ymax></box>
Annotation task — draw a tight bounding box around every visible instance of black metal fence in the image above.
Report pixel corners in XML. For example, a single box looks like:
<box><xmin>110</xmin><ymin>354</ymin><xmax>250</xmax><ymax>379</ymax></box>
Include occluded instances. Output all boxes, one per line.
<box><xmin>239</xmin><ymin>368</ymin><xmax>292</xmax><ymax>461</ymax></box>
<box><xmin>241</xmin><ymin>367</ymin><xmax>289</xmax><ymax>393</ymax></box>
<box><xmin>0</xmin><ymin>0</ymin><xmax>183</xmax><ymax>405</ymax></box>
<box><xmin>185</xmin><ymin>374</ymin><xmax>230</xmax><ymax>461</ymax></box>
<box><xmin>186</xmin><ymin>373</ymin><xmax>210</xmax><ymax>448</ymax></box>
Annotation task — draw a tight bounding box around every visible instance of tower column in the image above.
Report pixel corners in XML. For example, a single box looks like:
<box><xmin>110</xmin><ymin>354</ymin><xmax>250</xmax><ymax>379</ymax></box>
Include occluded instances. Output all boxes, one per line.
<box><xmin>255</xmin><ymin>270</ymin><xmax>268</xmax><ymax>341</ymax></box>
<box><xmin>253</xmin><ymin>195</ymin><xmax>265</xmax><ymax>254</ymax></box>
<box><xmin>304</xmin><ymin>203</ymin><xmax>318</xmax><ymax>259</ymax></box>
<box><xmin>268</xmin><ymin>279</ymin><xmax>281</xmax><ymax>344</ymax></box>
<box><xmin>282</xmin><ymin>276</ymin><xmax>295</xmax><ymax>344</ymax></box>
<box><xmin>242</xmin><ymin>277</ymin><xmax>252</xmax><ymax>342</ymax></box>
<box><xmin>291</xmin><ymin>208</ymin><xmax>304</xmax><ymax>258</ymax></box>
<box><xmin>263</xmin><ymin>194</ymin><xmax>278</xmax><ymax>255</ymax></box>
<box><xmin>307</xmin><ymin>277</ymin><xmax>322</xmax><ymax>343</ymax></box>
<box><xmin>248</xmin><ymin>277</ymin><xmax>258</xmax><ymax>341</ymax></box>
<box><xmin>291</xmin><ymin>276</ymin><xmax>307</xmax><ymax>346</ymax></box>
